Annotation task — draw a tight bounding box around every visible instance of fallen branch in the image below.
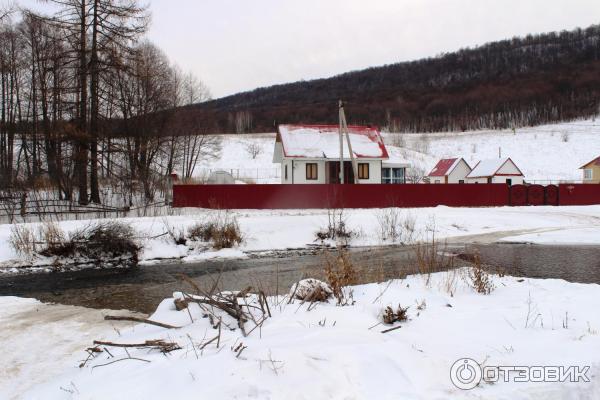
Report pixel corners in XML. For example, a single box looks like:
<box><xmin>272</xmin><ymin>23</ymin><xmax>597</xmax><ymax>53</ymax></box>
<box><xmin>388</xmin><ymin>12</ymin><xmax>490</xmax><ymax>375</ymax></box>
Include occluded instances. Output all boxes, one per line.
<box><xmin>381</xmin><ymin>325</ymin><xmax>402</xmax><ymax>334</ymax></box>
<box><xmin>92</xmin><ymin>357</ymin><xmax>151</xmax><ymax>369</ymax></box>
<box><xmin>104</xmin><ymin>315</ymin><xmax>180</xmax><ymax>329</ymax></box>
<box><xmin>93</xmin><ymin>339</ymin><xmax>181</xmax><ymax>353</ymax></box>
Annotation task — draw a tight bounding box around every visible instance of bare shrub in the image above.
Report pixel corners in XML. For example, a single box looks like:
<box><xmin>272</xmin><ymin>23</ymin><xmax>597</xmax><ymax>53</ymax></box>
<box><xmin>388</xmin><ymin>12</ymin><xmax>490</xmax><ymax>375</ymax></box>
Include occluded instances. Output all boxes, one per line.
<box><xmin>561</xmin><ymin>131</ymin><xmax>570</xmax><ymax>142</ymax></box>
<box><xmin>315</xmin><ymin>208</ymin><xmax>354</xmax><ymax>245</ymax></box>
<box><xmin>187</xmin><ymin>212</ymin><xmax>243</xmax><ymax>249</ymax></box>
<box><xmin>324</xmin><ymin>248</ymin><xmax>357</xmax><ymax>305</ymax></box>
<box><xmin>164</xmin><ymin>219</ymin><xmax>187</xmax><ymax>245</ymax></box>
<box><xmin>406</xmin><ymin>166</ymin><xmax>426</xmax><ymax>184</ymax></box>
<box><xmin>68</xmin><ymin>221</ymin><xmax>140</xmax><ymax>262</ymax></box>
<box><xmin>10</xmin><ymin>221</ymin><xmax>140</xmax><ymax>266</ymax></box>
<box><xmin>38</xmin><ymin>222</ymin><xmax>69</xmax><ymax>256</ymax></box>
<box><xmin>377</xmin><ymin>208</ymin><xmax>400</xmax><ymax>242</ymax></box>
<box><xmin>245</xmin><ymin>142</ymin><xmax>263</xmax><ymax>159</ymax></box>
<box><xmin>9</xmin><ymin>225</ymin><xmax>36</xmax><ymax>257</ymax></box>
<box><xmin>377</xmin><ymin>209</ymin><xmax>417</xmax><ymax>244</ymax></box>
<box><xmin>382</xmin><ymin>304</ymin><xmax>409</xmax><ymax>324</ymax></box>
<box><xmin>467</xmin><ymin>254</ymin><xmax>495</xmax><ymax>295</ymax></box>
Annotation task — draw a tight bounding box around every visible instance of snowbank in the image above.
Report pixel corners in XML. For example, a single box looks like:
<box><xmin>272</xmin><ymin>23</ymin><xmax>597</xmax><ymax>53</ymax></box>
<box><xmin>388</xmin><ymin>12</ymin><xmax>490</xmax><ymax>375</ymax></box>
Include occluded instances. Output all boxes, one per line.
<box><xmin>18</xmin><ymin>271</ymin><xmax>600</xmax><ymax>399</ymax></box>
<box><xmin>1</xmin><ymin>205</ymin><xmax>600</xmax><ymax>273</ymax></box>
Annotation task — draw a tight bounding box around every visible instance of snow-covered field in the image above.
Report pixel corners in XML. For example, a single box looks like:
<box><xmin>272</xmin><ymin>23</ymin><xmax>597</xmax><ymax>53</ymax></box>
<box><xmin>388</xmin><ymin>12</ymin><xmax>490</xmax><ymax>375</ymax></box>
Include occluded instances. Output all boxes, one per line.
<box><xmin>197</xmin><ymin>119</ymin><xmax>600</xmax><ymax>183</ymax></box>
<box><xmin>1</xmin><ymin>205</ymin><xmax>599</xmax><ymax>273</ymax></box>
<box><xmin>8</xmin><ymin>272</ymin><xmax>600</xmax><ymax>399</ymax></box>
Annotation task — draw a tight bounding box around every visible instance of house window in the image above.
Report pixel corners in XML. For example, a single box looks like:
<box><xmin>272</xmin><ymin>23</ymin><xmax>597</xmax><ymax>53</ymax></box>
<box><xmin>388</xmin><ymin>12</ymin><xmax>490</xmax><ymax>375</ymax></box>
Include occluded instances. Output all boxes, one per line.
<box><xmin>285</xmin><ymin>165</ymin><xmax>288</xmax><ymax>181</ymax></box>
<box><xmin>392</xmin><ymin>168</ymin><xmax>405</xmax><ymax>184</ymax></box>
<box><xmin>382</xmin><ymin>168</ymin><xmax>391</xmax><ymax>184</ymax></box>
<box><xmin>434</xmin><ymin>180</ymin><xmax>441</xmax><ymax>184</ymax></box>
<box><xmin>358</xmin><ymin>163</ymin><xmax>369</xmax><ymax>179</ymax></box>
<box><xmin>584</xmin><ymin>169</ymin><xmax>593</xmax><ymax>180</ymax></box>
<box><xmin>306</xmin><ymin>163</ymin><xmax>318</xmax><ymax>180</ymax></box>
<box><xmin>458</xmin><ymin>180</ymin><xmax>465</xmax><ymax>184</ymax></box>
<box><xmin>382</xmin><ymin>168</ymin><xmax>405</xmax><ymax>184</ymax></box>
<box><xmin>506</xmin><ymin>178</ymin><xmax>512</xmax><ymax>186</ymax></box>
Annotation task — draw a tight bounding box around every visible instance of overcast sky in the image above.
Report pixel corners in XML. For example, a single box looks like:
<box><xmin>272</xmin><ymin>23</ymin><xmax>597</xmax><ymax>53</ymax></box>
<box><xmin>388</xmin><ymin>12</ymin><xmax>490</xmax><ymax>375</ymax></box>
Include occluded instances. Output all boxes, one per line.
<box><xmin>8</xmin><ymin>0</ymin><xmax>600</xmax><ymax>98</ymax></box>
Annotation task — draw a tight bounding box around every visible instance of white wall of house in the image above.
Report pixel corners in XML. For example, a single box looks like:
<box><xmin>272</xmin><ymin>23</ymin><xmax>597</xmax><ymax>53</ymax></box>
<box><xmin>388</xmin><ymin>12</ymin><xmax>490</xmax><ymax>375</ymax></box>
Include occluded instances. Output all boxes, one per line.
<box><xmin>357</xmin><ymin>160</ymin><xmax>382</xmax><ymax>184</ymax></box>
<box><xmin>448</xmin><ymin>160</ymin><xmax>471</xmax><ymax>183</ymax></box>
<box><xmin>280</xmin><ymin>159</ymin><xmax>382</xmax><ymax>184</ymax></box>
<box><xmin>466</xmin><ymin>176</ymin><xmax>524</xmax><ymax>184</ymax></box>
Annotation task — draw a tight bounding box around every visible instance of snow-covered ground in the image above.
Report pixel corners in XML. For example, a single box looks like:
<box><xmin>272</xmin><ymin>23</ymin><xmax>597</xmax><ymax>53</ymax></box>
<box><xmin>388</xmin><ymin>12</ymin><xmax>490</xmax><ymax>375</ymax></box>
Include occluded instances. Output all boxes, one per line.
<box><xmin>197</xmin><ymin>119</ymin><xmax>600</xmax><ymax>184</ymax></box>
<box><xmin>1</xmin><ymin>205</ymin><xmax>599</xmax><ymax>273</ymax></box>
<box><xmin>12</xmin><ymin>272</ymin><xmax>600</xmax><ymax>399</ymax></box>
<box><xmin>0</xmin><ymin>297</ymin><xmax>144</xmax><ymax>400</ymax></box>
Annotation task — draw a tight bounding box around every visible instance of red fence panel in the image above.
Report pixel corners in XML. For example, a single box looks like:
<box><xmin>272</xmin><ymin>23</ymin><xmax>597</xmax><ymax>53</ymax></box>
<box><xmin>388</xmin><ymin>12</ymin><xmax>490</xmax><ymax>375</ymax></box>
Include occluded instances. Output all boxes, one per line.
<box><xmin>545</xmin><ymin>185</ymin><xmax>559</xmax><ymax>206</ymax></box>
<box><xmin>173</xmin><ymin>184</ymin><xmax>510</xmax><ymax>209</ymax></box>
<box><xmin>527</xmin><ymin>185</ymin><xmax>545</xmax><ymax>206</ymax></box>
<box><xmin>509</xmin><ymin>185</ymin><xmax>527</xmax><ymax>206</ymax></box>
<box><xmin>558</xmin><ymin>184</ymin><xmax>600</xmax><ymax>206</ymax></box>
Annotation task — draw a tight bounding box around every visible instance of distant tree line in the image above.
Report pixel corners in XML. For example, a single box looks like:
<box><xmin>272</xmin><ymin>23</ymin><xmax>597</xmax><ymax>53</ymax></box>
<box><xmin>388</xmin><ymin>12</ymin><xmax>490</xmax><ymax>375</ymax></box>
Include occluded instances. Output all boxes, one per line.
<box><xmin>0</xmin><ymin>1</ymin><xmax>215</xmax><ymax>205</ymax></box>
<box><xmin>188</xmin><ymin>24</ymin><xmax>600</xmax><ymax>133</ymax></box>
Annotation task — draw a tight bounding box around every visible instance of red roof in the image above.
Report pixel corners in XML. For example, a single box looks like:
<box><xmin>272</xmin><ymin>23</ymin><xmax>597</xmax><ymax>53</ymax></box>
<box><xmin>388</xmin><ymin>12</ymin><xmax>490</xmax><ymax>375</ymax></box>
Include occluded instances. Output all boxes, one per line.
<box><xmin>277</xmin><ymin>124</ymin><xmax>389</xmax><ymax>159</ymax></box>
<box><xmin>580</xmin><ymin>156</ymin><xmax>600</xmax><ymax>169</ymax></box>
<box><xmin>428</xmin><ymin>158</ymin><xmax>459</xmax><ymax>177</ymax></box>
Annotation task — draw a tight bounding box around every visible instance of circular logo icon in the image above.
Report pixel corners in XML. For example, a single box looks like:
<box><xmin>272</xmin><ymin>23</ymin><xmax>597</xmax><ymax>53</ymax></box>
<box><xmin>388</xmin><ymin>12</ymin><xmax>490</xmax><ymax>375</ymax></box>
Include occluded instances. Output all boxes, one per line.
<box><xmin>450</xmin><ymin>358</ymin><xmax>482</xmax><ymax>390</ymax></box>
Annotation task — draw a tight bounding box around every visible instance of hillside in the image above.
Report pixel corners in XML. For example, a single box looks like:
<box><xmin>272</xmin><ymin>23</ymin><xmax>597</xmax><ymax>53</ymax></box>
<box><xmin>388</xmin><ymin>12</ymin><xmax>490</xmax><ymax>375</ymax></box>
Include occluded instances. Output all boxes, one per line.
<box><xmin>187</xmin><ymin>25</ymin><xmax>600</xmax><ymax>134</ymax></box>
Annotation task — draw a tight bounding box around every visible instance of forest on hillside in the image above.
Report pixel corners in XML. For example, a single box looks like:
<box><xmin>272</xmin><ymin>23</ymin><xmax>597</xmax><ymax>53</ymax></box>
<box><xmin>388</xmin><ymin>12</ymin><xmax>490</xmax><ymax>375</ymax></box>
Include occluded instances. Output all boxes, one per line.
<box><xmin>189</xmin><ymin>25</ymin><xmax>600</xmax><ymax>133</ymax></box>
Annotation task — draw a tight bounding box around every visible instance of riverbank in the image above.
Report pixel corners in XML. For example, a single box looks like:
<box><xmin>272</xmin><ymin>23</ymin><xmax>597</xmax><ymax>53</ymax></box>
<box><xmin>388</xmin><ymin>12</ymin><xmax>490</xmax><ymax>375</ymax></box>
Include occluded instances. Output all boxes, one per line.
<box><xmin>1</xmin><ymin>205</ymin><xmax>599</xmax><ymax>274</ymax></box>
<box><xmin>7</xmin><ymin>270</ymin><xmax>600</xmax><ymax>400</ymax></box>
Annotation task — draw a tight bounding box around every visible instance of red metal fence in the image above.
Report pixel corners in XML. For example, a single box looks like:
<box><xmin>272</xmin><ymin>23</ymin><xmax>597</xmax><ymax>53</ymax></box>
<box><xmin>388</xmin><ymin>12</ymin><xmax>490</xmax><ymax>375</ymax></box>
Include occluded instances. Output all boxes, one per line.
<box><xmin>173</xmin><ymin>183</ymin><xmax>600</xmax><ymax>209</ymax></box>
<box><xmin>173</xmin><ymin>184</ymin><xmax>511</xmax><ymax>209</ymax></box>
<box><xmin>559</xmin><ymin>184</ymin><xmax>600</xmax><ymax>206</ymax></box>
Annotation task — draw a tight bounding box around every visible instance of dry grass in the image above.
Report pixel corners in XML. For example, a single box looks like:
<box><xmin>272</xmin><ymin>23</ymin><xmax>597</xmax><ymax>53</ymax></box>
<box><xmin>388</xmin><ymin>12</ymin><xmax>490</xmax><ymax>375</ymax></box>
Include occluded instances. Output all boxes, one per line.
<box><xmin>324</xmin><ymin>248</ymin><xmax>357</xmax><ymax>305</ymax></box>
<box><xmin>413</xmin><ymin>240</ymin><xmax>455</xmax><ymax>287</ymax></box>
<box><xmin>467</xmin><ymin>253</ymin><xmax>495</xmax><ymax>295</ymax></box>
<box><xmin>9</xmin><ymin>225</ymin><xmax>37</xmax><ymax>257</ymax></box>
<box><xmin>382</xmin><ymin>304</ymin><xmax>409</xmax><ymax>324</ymax></box>
<box><xmin>187</xmin><ymin>212</ymin><xmax>243</xmax><ymax>250</ymax></box>
<box><xmin>376</xmin><ymin>209</ymin><xmax>417</xmax><ymax>244</ymax></box>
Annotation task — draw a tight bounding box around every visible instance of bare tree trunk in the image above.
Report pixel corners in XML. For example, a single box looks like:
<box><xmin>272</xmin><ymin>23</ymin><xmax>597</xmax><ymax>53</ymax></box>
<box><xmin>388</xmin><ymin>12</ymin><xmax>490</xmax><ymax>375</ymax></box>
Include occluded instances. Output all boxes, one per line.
<box><xmin>76</xmin><ymin>0</ymin><xmax>89</xmax><ymax>205</ymax></box>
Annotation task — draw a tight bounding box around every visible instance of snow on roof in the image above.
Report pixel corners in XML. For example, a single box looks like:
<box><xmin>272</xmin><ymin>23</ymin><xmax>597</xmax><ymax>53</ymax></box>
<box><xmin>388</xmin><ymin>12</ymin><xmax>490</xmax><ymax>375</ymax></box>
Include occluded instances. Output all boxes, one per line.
<box><xmin>580</xmin><ymin>156</ymin><xmax>600</xmax><ymax>169</ymax></box>
<box><xmin>467</xmin><ymin>157</ymin><xmax>522</xmax><ymax>178</ymax></box>
<box><xmin>428</xmin><ymin>158</ymin><xmax>460</xmax><ymax>177</ymax></box>
<box><xmin>278</xmin><ymin>124</ymin><xmax>389</xmax><ymax>159</ymax></box>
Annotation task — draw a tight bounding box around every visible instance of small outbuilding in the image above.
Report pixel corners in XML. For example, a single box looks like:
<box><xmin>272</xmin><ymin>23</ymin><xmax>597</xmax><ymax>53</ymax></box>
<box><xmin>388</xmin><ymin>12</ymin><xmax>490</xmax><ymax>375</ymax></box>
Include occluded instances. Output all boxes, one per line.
<box><xmin>466</xmin><ymin>157</ymin><xmax>524</xmax><ymax>185</ymax></box>
<box><xmin>426</xmin><ymin>158</ymin><xmax>472</xmax><ymax>184</ymax></box>
<box><xmin>579</xmin><ymin>156</ymin><xmax>600</xmax><ymax>184</ymax></box>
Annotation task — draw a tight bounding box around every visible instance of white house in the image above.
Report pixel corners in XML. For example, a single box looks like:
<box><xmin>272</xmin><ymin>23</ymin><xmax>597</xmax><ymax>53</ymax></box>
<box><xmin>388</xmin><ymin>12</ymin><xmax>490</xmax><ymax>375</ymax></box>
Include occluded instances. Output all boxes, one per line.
<box><xmin>426</xmin><ymin>158</ymin><xmax>472</xmax><ymax>184</ymax></box>
<box><xmin>273</xmin><ymin>124</ymin><xmax>409</xmax><ymax>184</ymax></box>
<box><xmin>466</xmin><ymin>157</ymin><xmax>524</xmax><ymax>185</ymax></box>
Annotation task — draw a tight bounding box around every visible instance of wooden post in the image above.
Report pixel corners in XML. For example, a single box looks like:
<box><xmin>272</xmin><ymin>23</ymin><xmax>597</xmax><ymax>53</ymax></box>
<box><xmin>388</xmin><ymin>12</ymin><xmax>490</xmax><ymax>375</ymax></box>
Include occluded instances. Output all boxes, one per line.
<box><xmin>338</xmin><ymin>100</ymin><xmax>344</xmax><ymax>184</ymax></box>
<box><xmin>339</xmin><ymin>101</ymin><xmax>359</xmax><ymax>184</ymax></box>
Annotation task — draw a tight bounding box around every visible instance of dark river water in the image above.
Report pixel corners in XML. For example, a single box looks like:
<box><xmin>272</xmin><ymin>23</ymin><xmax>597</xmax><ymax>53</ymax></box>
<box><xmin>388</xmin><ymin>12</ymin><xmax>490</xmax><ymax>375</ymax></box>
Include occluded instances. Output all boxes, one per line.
<box><xmin>0</xmin><ymin>244</ymin><xmax>598</xmax><ymax>313</ymax></box>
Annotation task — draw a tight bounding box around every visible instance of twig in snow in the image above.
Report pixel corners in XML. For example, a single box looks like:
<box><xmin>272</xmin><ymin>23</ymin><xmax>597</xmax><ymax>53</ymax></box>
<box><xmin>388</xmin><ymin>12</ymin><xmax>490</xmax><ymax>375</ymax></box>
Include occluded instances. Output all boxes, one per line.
<box><xmin>93</xmin><ymin>340</ymin><xmax>181</xmax><ymax>353</ymax></box>
<box><xmin>381</xmin><ymin>325</ymin><xmax>402</xmax><ymax>334</ymax></box>
<box><xmin>104</xmin><ymin>315</ymin><xmax>180</xmax><ymax>330</ymax></box>
<box><xmin>92</xmin><ymin>357</ymin><xmax>151</xmax><ymax>369</ymax></box>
